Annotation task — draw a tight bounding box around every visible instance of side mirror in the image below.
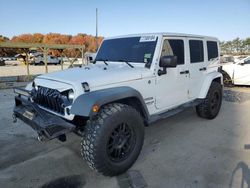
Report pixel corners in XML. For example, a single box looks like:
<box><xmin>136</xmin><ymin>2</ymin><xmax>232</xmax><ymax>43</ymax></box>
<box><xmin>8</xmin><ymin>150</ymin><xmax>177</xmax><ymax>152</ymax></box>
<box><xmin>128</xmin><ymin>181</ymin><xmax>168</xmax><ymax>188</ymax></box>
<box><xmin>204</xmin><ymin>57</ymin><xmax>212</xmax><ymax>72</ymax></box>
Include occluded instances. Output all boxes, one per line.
<box><xmin>160</xmin><ymin>55</ymin><xmax>177</xmax><ymax>68</ymax></box>
<box><xmin>88</xmin><ymin>57</ymin><xmax>94</xmax><ymax>63</ymax></box>
<box><xmin>158</xmin><ymin>55</ymin><xmax>177</xmax><ymax>76</ymax></box>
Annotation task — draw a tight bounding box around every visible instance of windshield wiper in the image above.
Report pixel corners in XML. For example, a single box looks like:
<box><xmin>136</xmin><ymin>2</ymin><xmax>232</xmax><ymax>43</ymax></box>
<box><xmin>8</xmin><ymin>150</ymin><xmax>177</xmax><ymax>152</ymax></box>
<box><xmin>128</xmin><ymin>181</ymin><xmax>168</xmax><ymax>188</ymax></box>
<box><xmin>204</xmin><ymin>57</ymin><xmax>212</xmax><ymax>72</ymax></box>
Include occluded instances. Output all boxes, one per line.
<box><xmin>95</xmin><ymin>59</ymin><xmax>109</xmax><ymax>66</ymax></box>
<box><xmin>118</xmin><ymin>60</ymin><xmax>134</xmax><ymax>68</ymax></box>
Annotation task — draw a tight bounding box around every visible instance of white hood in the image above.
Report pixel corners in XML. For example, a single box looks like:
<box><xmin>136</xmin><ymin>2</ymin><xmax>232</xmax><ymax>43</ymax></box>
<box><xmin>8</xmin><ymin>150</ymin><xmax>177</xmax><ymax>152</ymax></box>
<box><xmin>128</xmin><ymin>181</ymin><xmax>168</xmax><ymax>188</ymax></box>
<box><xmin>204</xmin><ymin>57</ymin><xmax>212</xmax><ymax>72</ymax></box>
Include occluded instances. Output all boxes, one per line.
<box><xmin>35</xmin><ymin>62</ymin><xmax>151</xmax><ymax>91</ymax></box>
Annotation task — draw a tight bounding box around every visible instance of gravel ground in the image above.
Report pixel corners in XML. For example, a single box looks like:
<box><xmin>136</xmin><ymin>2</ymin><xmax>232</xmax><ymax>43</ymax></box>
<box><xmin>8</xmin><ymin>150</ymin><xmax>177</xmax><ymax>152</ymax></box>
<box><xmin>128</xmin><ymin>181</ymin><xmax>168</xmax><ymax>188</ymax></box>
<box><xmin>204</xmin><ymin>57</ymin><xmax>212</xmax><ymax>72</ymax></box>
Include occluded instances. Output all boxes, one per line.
<box><xmin>224</xmin><ymin>87</ymin><xmax>250</xmax><ymax>103</ymax></box>
<box><xmin>1</xmin><ymin>87</ymin><xmax>250</xmax><ymax>188</ymax></box>
<box><xmin>0</xmin><ymin>61</ymin><xmax>71</xmax><ymax>77</ymax></box>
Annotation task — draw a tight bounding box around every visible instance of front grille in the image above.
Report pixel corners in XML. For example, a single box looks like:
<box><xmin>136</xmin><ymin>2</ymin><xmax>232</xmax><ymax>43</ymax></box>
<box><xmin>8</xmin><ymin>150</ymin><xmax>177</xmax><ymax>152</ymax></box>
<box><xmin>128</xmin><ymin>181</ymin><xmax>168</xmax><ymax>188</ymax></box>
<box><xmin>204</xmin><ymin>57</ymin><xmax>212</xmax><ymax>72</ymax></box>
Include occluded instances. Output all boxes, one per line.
<box><xmin>33</xmin><ymin>87</ymin><xmax>65</xmax><ymax>115</ymax></box>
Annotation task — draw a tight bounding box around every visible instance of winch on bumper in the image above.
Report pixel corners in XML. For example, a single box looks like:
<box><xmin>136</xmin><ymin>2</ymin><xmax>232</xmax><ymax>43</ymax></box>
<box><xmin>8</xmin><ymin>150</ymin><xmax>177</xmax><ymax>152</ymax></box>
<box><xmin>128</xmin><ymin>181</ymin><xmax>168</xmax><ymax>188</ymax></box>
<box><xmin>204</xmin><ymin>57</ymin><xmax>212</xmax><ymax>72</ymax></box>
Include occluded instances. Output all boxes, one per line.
<box><xmin>13</xmin><ymin>88</ymin><xmax>76</xmax><ymax>141</ymax></box>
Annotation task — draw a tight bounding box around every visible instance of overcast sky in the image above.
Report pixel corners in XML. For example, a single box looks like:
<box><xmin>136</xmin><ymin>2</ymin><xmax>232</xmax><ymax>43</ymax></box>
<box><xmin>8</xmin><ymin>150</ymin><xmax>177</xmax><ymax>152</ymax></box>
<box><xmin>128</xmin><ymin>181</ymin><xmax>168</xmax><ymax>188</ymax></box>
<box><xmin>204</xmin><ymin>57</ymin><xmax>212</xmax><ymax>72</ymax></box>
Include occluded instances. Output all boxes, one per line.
<box><xmin>0</xmin><ymin>0</ymin><xmax>249</xmax><ymax>41</ymax></box>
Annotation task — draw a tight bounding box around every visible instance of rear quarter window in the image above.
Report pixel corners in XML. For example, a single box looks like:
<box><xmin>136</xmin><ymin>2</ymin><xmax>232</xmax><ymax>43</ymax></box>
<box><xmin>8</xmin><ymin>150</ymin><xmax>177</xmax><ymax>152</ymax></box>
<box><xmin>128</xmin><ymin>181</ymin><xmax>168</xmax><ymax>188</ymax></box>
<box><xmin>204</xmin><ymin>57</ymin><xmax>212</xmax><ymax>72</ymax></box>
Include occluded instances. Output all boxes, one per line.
<box><xmin>207</xmin><ymin>41</ymin><xmax>218</xmax><ymax>61</ymax></box>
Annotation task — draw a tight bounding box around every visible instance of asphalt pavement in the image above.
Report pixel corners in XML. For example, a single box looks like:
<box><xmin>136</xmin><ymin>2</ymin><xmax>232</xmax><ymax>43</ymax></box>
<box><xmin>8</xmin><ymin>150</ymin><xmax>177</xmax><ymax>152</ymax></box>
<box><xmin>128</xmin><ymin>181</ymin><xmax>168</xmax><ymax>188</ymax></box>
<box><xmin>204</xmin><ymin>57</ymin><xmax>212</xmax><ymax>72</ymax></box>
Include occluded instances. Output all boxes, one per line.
<box><xmin>1</xmin><ymin>88</ymin><xmax>250</xmax><ymax>188</ymax></box>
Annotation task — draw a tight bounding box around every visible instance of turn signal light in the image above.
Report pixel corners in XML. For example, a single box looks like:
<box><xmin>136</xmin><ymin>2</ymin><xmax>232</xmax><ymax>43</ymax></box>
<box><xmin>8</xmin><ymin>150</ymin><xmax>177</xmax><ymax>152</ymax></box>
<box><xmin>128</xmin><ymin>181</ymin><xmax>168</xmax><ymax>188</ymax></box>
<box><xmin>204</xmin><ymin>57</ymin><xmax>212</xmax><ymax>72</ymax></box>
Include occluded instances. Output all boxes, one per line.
<box><xmin>92</xmin><ymin>105</ymin><xmax>99</xmax><ymax>113</ymax></box>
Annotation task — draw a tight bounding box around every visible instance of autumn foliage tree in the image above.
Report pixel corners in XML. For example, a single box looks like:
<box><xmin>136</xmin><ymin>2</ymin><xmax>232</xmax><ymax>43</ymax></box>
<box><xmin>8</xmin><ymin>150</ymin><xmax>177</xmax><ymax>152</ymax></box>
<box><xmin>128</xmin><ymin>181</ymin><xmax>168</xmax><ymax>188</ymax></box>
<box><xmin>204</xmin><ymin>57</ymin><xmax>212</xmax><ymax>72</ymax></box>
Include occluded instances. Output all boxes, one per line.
<box><xmin>0</xmin><ymin>33</ymin><xmax>103</xmax><ymax>57</ymax></box>
<box><xmin>42</xmin><ymin>33</ymin><xmax>72</xmax><ymax>56</ymax></box>
<box><xmin>42</xmin><ymin>33</ymin><xmax>71</xmax><ymax>44</ymax></box>
<box><xmin>0</xmin><ymin>35</ymin><xmax>11</xmax><ymax>56</ymax></box>
<box><xmin>0</xmin><ymin>35</ymin><xmax>9</xmax><ymax>42</ymax></box>
<box><xmin>65</xmin><ymin>34</ymin><xmax>103</xmax><ymax>57</ymax></box>
<box><xmin>33</xmin><ymin>33</ymin><xmax>44</xmax><ymax>43</ymax></box>
<box><xmin>12</xmin><ymin>34</ymin><xmax>34</xmax><ymax>43</ymax></box>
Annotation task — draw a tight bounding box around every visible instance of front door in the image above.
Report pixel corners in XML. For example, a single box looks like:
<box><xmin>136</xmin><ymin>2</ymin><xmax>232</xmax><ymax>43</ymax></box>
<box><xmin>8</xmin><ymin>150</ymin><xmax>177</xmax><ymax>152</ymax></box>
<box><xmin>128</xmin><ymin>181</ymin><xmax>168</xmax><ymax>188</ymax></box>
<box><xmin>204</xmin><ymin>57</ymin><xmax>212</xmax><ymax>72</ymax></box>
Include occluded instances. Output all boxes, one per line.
<box><xmin>155</xmin><ymin>37</ymin><xmax>189</xmax><ymax>110</ymax></box>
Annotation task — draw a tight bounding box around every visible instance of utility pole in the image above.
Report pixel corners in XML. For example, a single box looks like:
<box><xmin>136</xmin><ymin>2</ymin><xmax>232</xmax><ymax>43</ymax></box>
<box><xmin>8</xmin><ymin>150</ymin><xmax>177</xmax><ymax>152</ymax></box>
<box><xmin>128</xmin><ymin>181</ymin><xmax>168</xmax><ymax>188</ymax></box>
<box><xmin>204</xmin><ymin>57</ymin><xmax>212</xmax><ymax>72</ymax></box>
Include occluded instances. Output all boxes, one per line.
<box><xmin>95</xmin><ymin>8</ymin><xmax>98</xmax><ymax>51</ymax></box>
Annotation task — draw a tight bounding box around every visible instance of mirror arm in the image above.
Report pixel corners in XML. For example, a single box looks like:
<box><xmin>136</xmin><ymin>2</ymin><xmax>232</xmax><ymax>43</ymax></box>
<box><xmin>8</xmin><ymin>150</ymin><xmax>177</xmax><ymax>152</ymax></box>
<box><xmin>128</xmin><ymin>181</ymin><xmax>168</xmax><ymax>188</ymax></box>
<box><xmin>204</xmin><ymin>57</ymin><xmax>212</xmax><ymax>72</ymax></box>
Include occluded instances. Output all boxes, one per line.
<box><xmin>158</xmin><ymin>67</ymin><xmax>167</xmax><ymax>76</ymax></box>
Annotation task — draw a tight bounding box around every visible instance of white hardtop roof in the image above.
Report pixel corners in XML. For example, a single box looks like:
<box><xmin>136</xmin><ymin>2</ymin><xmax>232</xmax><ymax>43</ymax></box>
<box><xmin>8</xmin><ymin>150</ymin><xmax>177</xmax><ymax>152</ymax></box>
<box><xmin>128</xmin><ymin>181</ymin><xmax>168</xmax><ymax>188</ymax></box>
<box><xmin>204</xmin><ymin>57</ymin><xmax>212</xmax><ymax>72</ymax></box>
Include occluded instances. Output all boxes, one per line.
<box><xmin>105</xmin><ymin>32</ymin><xmax>218</xmax><ymax>41</ymax></box>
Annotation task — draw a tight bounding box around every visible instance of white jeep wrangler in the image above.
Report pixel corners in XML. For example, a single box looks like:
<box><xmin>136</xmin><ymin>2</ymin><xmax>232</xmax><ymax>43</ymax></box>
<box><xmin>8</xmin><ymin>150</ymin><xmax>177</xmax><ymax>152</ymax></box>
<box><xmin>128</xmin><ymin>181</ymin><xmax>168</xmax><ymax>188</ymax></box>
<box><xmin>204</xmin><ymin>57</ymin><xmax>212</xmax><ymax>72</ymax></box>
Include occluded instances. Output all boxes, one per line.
<box><xmin>13</xmin><ymin>33</ymin><xmax>222</xmax><ymax>176</ymax></box>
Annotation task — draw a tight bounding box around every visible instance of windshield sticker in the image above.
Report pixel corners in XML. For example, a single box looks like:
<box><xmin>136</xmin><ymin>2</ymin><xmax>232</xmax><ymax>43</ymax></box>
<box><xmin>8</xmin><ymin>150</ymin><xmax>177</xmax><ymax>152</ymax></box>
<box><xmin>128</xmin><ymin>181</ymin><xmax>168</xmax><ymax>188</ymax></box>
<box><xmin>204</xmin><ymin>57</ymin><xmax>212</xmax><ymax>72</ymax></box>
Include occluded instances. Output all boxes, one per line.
<box><xmin>144</xmin><ymin>54</ymin><xmax>152</xmax><ymax>63</ymax></box>
<box><xmin>144</xmin><ymin>53</ymin><xmax>151</xmax><ymax>59</ymax></box>
<box><xmin>139</xmin><ymin>35</ymin><xmax>157</xmax><ymax>42</ymax></box>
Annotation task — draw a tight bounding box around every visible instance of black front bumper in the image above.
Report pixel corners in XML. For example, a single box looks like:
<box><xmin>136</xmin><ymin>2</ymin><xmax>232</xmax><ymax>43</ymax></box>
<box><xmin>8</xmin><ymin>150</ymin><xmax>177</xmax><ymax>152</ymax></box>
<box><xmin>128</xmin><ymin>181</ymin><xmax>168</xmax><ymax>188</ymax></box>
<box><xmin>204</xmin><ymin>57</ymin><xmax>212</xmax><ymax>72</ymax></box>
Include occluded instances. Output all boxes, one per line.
<box><xmin>13</xmin><ymin>89</ymin><xmax>75</xmax><ymax>140</ymax></box>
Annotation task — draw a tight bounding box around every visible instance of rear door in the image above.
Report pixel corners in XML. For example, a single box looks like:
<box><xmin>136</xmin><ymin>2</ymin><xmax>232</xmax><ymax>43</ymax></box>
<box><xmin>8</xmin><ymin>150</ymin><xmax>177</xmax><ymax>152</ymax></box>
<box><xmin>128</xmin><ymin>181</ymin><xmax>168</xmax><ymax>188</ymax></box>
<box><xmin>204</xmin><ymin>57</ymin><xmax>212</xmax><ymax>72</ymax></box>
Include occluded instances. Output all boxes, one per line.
<box><xmin>187</xmin><ymin>39</ymin><xmax>207</xmax><ymax>99</ymax></box>
<box><xmin>155</xmin><ymin>37</ymin><xmax>189</xmax><ymax>109</ymax></box>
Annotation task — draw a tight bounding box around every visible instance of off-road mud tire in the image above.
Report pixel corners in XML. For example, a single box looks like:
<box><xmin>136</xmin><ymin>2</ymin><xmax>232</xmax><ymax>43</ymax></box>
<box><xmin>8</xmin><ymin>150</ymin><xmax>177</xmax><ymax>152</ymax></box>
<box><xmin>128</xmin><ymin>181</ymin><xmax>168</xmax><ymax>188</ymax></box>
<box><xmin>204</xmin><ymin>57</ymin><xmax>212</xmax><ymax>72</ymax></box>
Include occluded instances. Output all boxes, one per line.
<box><xmin>81</xmin><ymin>103</ymin><xmax>144</xmax><ymax>176</ymax></box>
<box><xmin>196</xmin><ymin>82</ymin><xmax>222</xmax><ymax>119</ymax></box>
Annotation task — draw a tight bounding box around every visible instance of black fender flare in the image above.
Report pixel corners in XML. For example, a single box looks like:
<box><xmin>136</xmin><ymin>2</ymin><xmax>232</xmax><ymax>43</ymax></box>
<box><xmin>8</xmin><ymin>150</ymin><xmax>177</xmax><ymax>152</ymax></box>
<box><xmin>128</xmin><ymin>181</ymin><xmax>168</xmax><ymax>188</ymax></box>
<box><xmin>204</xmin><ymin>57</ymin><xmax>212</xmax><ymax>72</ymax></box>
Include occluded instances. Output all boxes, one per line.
<box><xmin>70</xmin><ymin>86</ymin><xmax>149</xmax><ymax>119</ymax></box>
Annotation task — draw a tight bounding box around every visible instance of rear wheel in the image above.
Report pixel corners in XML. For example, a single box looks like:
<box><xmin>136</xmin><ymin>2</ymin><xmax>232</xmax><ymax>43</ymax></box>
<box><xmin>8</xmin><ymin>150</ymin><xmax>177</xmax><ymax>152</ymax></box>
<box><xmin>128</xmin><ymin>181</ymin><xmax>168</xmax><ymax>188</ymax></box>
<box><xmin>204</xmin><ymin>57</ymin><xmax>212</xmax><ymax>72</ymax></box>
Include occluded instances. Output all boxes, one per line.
<box><xmin>81</xmin><ymin>103</ymin><xmax>144</xmax><ymax>176</ymax></box>
<box><xmin>196</xmin><ymin>82</ymin><xmax>222</xmax><ymax>119</ymax></box>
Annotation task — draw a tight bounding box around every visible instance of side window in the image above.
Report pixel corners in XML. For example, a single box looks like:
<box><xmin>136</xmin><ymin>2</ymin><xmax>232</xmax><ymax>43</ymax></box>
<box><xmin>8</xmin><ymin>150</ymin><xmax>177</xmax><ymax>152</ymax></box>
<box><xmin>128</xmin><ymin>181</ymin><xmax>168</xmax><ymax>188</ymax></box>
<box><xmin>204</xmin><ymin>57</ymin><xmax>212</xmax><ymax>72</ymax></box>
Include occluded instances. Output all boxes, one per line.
<box><xmin>207</xmin><ymin>41</ymin><xmax>218</xmax><ymax>61</ymax></box>
<box><xmin>161</xmin><ymin>39</ymin><xmax>184</xmax><ymax>65</ymax></box>
<box><xmin>244</xmin><ymin>60</ymin><xmax>250</xmax><ymax>65</ymax></box>
<box><xmin>189</xmin><ymin>40</ymin><xmax>204</xmax><ymax>63</ymax></box>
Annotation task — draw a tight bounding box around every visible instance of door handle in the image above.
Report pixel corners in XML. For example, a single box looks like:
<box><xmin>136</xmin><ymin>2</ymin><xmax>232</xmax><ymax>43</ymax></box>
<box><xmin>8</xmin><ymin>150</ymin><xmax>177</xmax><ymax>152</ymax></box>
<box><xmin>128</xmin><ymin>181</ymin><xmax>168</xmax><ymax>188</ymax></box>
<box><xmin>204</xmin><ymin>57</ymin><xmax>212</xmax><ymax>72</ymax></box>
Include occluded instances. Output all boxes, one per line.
<box><xmin>199</xmin><ymin>67</ymin><xmax>207</xmax><ymax>71</ymax></box>
<box><xmin>180</xmin><ymin>70</ymin><xmax>189</xmax><ymax>74</ymax></box>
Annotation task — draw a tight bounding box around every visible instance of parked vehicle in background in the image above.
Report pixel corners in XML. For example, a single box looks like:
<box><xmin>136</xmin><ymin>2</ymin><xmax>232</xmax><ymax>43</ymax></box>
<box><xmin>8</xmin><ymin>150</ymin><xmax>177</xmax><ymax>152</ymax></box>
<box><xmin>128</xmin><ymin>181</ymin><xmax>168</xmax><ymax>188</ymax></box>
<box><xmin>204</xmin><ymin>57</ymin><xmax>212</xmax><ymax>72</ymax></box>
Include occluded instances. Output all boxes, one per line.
<box><xmin>13</xmin><ymin>33</ymin><xmax>222</xmax><ymax>176</ymax></box>
<box><xmin>16</xmin><ymin>53</ymin><xmax>38</xmax><ymax>65</ymax></box>
<box><xmin>220</xmin><ymin>55</ymin><xmax>234</xmax><ymax>64</ymax></box>
<box><xmin>32</xmin><ymin>55</ymin><xmax>61</xmax><ymax>65</ymax></box>
<box><xmin>85</xmin><ymin>52</ymin><xmax>96</xmax><ymax>63</ymax></box>
<box><xmin>0</xmin><ymin>57</ymin><xmax>5</xmax><ymax>66</ymax></box>
<box><xmin>2</xmin><ymin>57</ymin><xmax>16</xmax><ymax>61</ymax></box>
<box><xmin>221</xmin><ymin>56</ymin><xmax>250</xmax><ymax>86</ymax></box>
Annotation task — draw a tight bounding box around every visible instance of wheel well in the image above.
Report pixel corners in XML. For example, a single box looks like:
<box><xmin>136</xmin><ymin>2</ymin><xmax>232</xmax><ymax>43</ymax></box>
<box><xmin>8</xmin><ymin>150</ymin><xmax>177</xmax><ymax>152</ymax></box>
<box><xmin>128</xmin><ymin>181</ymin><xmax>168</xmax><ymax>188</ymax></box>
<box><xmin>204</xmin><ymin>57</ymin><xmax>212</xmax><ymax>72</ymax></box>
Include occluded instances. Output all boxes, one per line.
<box><xmin>219</xmin><ymin>70</ymin><xmax>234</xmax><ymax>86</ymax></box>
<box><xmin>112</xmin><ymin>97</ymin><xmax>148</xmax><ymax>121</ymax></box>
<box><xmin>220</xmin><ymin>70</ymin><xmax>231</xmax><ymax>78</ymax></box>
<box><xmin>212</xmin><ymin>77</ymin><xmax>222</xmax><ymax>85</ymax></box>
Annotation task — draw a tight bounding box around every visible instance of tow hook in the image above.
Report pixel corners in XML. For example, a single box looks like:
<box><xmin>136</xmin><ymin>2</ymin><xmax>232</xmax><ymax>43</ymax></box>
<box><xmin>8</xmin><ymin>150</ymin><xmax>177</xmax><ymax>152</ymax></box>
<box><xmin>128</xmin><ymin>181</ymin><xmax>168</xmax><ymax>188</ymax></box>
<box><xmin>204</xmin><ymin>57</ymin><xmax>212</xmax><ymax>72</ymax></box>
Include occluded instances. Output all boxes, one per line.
<box><xmin>58</xmin><ymin>134</ymin><xmax>66</xmax><ymax>142</ymax></box>
<box><xmin>37</xmin><ymin>134</ymin><xmax>47</xmax><ymax>142</ymax></box>
<box><xmin>12</xmin><ymin>114</ymin><xmax>17</xmax><ymax>123</ymax></box>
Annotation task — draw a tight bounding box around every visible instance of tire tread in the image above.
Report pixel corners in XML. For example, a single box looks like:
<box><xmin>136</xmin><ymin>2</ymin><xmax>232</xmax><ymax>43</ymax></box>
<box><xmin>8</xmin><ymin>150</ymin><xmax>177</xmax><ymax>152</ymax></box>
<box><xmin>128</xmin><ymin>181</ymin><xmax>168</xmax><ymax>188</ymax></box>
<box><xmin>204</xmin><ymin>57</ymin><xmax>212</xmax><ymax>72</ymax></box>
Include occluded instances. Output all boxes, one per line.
<box><xmin>196</xmin><ymin>82</ymin><xmax>222</xmax><ymax>119</ymax></box>
<box><xmin>81</xmin><ymin>103</ymin><xmax>143</xmax><ymax>176</ymax></box>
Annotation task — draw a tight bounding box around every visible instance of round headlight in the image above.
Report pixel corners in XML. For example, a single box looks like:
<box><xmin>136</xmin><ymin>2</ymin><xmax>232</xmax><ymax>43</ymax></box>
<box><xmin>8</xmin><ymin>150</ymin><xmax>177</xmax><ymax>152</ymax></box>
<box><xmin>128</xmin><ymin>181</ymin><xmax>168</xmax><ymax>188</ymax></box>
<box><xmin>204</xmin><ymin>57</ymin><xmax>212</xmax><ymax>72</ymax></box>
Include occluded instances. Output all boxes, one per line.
<box><xmin>68</xmin><ymin>90</ymin><xmax>74</xmax><ymax>100</ymax></box>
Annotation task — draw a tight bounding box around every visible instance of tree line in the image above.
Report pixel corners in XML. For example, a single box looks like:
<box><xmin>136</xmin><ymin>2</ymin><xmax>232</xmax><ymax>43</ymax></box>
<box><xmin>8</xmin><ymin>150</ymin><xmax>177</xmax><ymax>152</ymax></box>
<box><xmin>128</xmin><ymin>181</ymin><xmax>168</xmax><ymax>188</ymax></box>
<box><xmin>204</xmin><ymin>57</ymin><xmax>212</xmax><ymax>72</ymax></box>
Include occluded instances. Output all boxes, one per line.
<box><xmin>220</xmin><ymin>37</ymin><xmax>250</xmax><ymax>55</ymax></box>
<box><xmin>0</xmin><ymin>33</ymin><xmax>103</xmax><ymax>57</ymax></box>
<box><xmin>1</xmin><ymin>34</ymin><xmax>250</xmax><ymax>57</ymax></box>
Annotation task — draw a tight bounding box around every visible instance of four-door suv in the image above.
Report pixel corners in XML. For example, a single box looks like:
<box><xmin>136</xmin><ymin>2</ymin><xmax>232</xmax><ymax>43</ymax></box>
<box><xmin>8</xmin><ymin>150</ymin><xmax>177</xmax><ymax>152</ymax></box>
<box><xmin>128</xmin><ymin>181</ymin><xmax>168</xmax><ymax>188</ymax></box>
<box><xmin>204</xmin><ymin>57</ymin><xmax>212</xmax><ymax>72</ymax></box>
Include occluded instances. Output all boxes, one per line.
<box><xmin>13</xmin><ymin>33</ymin><xmax>222</xmax><ymax>176</ymax></box>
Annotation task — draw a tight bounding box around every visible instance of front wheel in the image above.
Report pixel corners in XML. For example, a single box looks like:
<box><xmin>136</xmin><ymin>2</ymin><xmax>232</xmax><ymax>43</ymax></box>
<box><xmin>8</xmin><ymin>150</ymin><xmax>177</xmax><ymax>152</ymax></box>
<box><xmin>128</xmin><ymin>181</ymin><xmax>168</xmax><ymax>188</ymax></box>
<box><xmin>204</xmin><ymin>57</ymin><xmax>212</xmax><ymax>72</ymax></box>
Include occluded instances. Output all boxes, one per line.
<box><xmin>196</xmin><ymin>82</ymin><xmax>222</xmax><ymax>119</ymax></box>
<box><xmin>81</xmin><ymin>103</ymin><xmax>144</xmax><ymax>176</ymax></box>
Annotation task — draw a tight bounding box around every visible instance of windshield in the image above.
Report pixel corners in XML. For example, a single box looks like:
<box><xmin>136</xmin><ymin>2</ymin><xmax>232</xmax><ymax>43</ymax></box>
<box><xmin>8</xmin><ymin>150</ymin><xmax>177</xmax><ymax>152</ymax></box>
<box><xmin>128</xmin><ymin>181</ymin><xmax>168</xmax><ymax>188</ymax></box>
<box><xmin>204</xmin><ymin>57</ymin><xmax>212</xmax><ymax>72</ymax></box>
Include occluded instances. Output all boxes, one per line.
<box><xmin>95</xmin><ymin>36</ymin><xmax>157</xmax><ymax>64</ymax></box>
